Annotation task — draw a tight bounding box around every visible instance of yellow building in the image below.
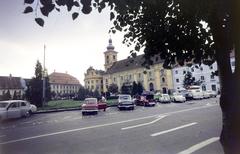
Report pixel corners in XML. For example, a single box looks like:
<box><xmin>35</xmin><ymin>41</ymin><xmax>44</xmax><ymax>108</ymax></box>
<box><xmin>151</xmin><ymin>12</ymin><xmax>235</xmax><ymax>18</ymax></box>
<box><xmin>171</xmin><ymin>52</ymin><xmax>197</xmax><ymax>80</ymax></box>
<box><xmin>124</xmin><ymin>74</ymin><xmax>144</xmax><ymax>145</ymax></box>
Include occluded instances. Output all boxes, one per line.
<box><xmin>84</xmin><ymin>39</ymin><xmax>173</xmax><ymax>94</ymax></box>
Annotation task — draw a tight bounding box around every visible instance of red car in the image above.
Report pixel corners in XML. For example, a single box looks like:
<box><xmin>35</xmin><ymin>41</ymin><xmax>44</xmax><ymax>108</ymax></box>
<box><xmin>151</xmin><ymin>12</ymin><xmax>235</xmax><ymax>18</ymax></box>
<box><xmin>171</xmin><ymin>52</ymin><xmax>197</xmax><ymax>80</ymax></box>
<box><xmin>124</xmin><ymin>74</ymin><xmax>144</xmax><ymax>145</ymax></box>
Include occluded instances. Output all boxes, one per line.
<box><xmin>81</xmin><ymin>98</ymin><xmax>107</xmax><ymax>115</ymax></box>
<box><xmin>135</xmin><ymin>95</ymin><xmax>156</xmax><ymax>107</ymax></box>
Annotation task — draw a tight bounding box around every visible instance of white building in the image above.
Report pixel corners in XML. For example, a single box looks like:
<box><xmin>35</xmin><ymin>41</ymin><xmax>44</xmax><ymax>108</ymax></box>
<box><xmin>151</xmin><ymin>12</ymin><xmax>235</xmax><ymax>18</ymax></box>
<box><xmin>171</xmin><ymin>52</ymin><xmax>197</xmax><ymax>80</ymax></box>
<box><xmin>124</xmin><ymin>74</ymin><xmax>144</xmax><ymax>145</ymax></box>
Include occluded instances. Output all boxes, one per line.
<box><xmin>172</xmin><ymin>54</ymin><xmax>235</xmax><ymax>92</ymax></box>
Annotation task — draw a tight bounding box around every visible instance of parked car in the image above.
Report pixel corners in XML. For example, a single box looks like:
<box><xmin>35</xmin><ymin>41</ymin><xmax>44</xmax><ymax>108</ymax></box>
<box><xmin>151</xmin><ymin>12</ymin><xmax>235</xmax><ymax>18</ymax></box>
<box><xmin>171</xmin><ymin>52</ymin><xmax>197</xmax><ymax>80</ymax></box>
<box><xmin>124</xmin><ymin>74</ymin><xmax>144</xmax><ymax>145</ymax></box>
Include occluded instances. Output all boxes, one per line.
<box><xmin>135</xmin><ymin>95</ymin><xmax>156</xmax><ymax>107</ymax></box>
<box><xmin>187</xmin><ymin>86</ymin><xmax>204</xmax><ymax>99</ymax></box>
<box><xmin>203</xmin><ymin>91</ymin><xmax>211</xmax><ymax>99</ymax></box>
<box><xmin>206</xmin><ymin>90</ymin><xmax>218</xmax><ymax>97</ymax></box>
<box><xmin>171</xmin><ymin>93</ymin><xmax>186</xmax><ymax>103</ymax></box>
<box><xmin>118</xmin><ymin>95</ymin><xmax>134</xmax><ymax>110</ymax></box>
<box><xmin>82</xmin><ymin>98</ymin><xmax>107</xmax><ymax>115</ymax></box>
<box><xmin>159</xmin><ymin>94</ymin><xmax>171</xmax><ymax>103</ymax></box>
<box><xmin>0</xmin><ymin>100</ymin><xmax>37</xmax><ymax>121</ymax></box>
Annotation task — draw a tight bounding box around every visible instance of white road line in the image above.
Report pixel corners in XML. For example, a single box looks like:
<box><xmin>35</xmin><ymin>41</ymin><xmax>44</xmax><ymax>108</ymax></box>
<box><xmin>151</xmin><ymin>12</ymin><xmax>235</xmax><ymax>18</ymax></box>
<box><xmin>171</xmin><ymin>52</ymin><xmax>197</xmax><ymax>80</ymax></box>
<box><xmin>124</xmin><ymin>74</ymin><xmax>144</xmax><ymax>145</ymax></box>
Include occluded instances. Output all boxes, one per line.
<box><xmin>122</xmin><ymin>115</ymin><xmax>167</xmax><ymax>130</ymax></box>
<box><xmin>151</xmin><ymin>122</ymin><xmax>197</xmax><ymax>137</ymax></box>
<box><xmin>0</xmin><ymin>115</ymin><xmax>161</xmax><ymax>145</ymax></box>
<box><xmin>0</xmin><ymin>104</ymin><xmax>216</xmax><ymax>145</ymax></box>
<box><xmin>0</xmin><ymin>135</ymin><xmax>6</xmax><ymax>138</ymax></box>
<box><xmin>178</xmin><ymin>137</ymin><xmax>220</xmax><ymax>154</ymax></box>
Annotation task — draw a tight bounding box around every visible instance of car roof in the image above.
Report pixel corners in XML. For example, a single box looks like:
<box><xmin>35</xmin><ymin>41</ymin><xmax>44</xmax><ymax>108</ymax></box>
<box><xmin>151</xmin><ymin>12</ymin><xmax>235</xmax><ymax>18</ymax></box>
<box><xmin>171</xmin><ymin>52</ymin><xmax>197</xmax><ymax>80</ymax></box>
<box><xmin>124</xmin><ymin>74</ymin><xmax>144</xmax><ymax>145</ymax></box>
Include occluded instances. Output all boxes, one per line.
<box><xmin>85</xmin><ymin>98</ymin><xmax>97</xmax><ymax>100</ymax></box>
<box><xmin>0</xmin><ymin>100</ymin><xmax>27</xmax><ymax>103</ymax></box>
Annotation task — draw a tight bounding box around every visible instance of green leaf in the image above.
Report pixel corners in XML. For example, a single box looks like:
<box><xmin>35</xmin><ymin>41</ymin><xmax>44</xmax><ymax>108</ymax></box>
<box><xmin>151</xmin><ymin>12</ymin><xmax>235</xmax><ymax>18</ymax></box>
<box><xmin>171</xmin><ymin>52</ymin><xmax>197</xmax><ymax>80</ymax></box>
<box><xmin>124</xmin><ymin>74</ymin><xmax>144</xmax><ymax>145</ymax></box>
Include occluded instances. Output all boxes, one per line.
<box><xmin>23</xmin><ymin>6</ymin><xmax>33</xmax><ymax>14</ymax></box>
<box><xmin>110</xmin><ymin>12</ymin><xmax>115</xmax><ymax>21</ymax></box>
<box><xmin>24</xmin><ymin>0</ymin><xmax>34</xmax><ymax>4</ymax></box>
<box><xmin>74</xmin><ymin>1</ymin><xmax>80</xmax><ymax>7</ymax></box>
<box><xmin>35</xmin><ymin>18</ymin><xmax>44</xmax><ymax>27</ymax></box>
<box><xmin>72</xmin><ymin>12</ymin><xmax>79</xmax><ymax>20</ymax></box>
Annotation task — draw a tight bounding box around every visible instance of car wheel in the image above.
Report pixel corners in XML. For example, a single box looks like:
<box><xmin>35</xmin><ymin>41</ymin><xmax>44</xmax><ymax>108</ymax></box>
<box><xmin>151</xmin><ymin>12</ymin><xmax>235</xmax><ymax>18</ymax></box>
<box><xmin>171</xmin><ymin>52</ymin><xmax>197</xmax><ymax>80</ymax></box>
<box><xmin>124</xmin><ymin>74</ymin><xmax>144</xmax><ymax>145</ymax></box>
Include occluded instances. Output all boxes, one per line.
<box><xmin>82</xmin><ymin>112</ymin><xmax>85</xmax><ymax>116</ymax></box>
<box><xmin>25</xmin><ymin>111</ymin><xmax>31</xmax><ymax>118</ymax></box>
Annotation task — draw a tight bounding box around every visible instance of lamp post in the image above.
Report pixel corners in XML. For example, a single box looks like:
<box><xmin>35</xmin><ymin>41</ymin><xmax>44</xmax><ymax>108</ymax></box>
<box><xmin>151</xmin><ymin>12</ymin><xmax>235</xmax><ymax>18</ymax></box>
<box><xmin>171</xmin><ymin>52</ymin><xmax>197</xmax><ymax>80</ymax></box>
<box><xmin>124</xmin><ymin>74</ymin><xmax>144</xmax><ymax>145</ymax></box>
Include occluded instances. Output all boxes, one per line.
<box><xmin>42</xmin><ymin>44</ymin><xmax>46</xmax><ymax>106</ymax></box>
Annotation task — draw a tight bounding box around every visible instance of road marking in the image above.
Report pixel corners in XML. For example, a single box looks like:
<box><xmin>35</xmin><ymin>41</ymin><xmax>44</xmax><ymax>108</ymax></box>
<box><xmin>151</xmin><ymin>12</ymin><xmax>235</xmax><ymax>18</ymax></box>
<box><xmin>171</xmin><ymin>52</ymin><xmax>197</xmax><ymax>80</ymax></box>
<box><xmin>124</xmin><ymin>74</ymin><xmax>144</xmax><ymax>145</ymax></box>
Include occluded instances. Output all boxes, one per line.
<box><xmin>0</xmin><ymin>135</ymin><xmax>6</xmax><ymax>138</ymax></box>
<box><xmin>178</xmin><ymin>137</ymin><xmax>220</xmax><ymax>154</ymax></box>
<box><xmin>122</xmin><ymin>115</ymin><xmax>167</xmax><ymax>130</ymax></box>
<box><xmin>151</xmin><ymin>122</ymin><xmax>197</xmax><ymax>137</ymax></box>
<box><xmin>0</xmin><ymin>104</ymin><xmax>216</xmax><ymax>145</ymax></box>
<box><xmin>0</xmin><ymin>115</ymin><xmax>162</xmax><ymax>145</ymax></box>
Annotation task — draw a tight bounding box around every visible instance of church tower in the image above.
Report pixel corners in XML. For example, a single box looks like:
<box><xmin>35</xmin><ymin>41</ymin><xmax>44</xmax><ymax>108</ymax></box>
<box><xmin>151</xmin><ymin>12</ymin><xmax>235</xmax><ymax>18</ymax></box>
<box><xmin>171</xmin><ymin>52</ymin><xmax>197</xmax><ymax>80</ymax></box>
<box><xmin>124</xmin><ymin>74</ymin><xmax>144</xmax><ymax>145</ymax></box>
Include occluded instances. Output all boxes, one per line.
<box><xmin>104</xmin><ymin>38</ymin><xmax>118</xmax><ymax>71</ymax></box>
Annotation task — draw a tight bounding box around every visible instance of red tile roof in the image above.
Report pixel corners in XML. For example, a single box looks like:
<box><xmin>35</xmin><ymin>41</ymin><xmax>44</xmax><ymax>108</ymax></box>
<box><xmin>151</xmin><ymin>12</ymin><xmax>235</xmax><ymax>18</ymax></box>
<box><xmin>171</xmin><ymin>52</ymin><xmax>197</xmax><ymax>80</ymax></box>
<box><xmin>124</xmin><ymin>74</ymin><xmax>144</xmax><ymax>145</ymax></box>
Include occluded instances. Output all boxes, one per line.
<box><xmin>49</xmin><ymin>72</ymin><xmax>80</xmax><ymax>85</ymax></box>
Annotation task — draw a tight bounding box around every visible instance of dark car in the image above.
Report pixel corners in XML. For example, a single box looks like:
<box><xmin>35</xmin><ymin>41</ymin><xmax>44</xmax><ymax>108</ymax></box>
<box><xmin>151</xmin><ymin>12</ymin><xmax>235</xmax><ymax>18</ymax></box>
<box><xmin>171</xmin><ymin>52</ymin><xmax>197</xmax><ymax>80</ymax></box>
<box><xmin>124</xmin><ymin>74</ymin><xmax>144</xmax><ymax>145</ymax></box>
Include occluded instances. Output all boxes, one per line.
<box><xmin>118</xmin><ymin>95</ymin><xmax>134</xmax><ymax>110</ymax></box>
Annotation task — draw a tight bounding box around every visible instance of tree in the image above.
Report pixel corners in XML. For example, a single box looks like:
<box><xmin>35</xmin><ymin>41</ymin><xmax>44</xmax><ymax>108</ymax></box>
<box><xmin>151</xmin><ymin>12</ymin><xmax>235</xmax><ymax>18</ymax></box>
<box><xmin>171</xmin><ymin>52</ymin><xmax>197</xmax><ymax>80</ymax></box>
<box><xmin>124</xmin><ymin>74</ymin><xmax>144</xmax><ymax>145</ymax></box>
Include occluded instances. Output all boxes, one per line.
<box><xmin>107</xmin><ymin>83</ymin><xmax>118</xmax><ymax>94</ymax></box>
<box><xmin>137</xmin><ymin>82</ymin><xmax>144</xmax><ymax>95</ymax></box>
<box><xmin>12</xmin><ymin>91</ymin><xmax>18</xmax><ymax>100</ymax></box>
<box><xmin>183</xmin><ymin>71</ymin><xmax>195</xmax><ymax>89</ymax></box>
<box><xmin>26</xmin><ymin>60</ymin><xmax>51</xmax><ymax>107</ymax></box>
<box><xmin>121</xmin><ymin>83</ymin><xmax>132</xmax><ymax>95</ymax></box>
<box><xmin>131</xmin><ymin>81</ymin><xmax>138</xmax><ymax>96</ymax></box>
<box><xmin>24</xmin><ymin>0</ymin><xmax>240</xmax><ymax>152</ymax></box>
<box><xmin>3</xmin><ymin>90</ymin><xmax>11</xmax><ymax>100</ymax></box>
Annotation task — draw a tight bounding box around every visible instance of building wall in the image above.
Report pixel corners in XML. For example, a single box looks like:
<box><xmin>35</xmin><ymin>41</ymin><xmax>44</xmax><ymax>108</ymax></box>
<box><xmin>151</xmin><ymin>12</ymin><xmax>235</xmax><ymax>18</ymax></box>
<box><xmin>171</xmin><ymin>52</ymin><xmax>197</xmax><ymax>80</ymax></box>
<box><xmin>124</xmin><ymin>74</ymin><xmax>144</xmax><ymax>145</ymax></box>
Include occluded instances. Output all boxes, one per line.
<box><xmin>172</xmin><ymin>62</ymin><xmax>220</xmax><ymax>91</ymax></box>
<box><xmin>102</xmin><ymin>63</ymin><xmax>174</xmax><ymax>93</ymax></box>
<box><xmin>50</xmin><ymin>84</ymin><xmax>80</xmax><ymax>95</ymax></box>
<box><xmin>84</xmin><ymin>68</ymin><xmax>103</xmax><ymax>93</ymax></box>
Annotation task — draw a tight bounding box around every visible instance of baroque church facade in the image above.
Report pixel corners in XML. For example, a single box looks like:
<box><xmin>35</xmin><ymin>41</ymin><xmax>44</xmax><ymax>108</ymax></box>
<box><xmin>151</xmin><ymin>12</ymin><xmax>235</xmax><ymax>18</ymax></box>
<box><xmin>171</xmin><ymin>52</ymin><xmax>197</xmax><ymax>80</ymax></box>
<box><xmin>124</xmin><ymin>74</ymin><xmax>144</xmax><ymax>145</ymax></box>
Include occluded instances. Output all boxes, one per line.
<box><xmin>84</xmin><ymin>39</ymin><xmax>174</xmax><ymax>94</ymax></box>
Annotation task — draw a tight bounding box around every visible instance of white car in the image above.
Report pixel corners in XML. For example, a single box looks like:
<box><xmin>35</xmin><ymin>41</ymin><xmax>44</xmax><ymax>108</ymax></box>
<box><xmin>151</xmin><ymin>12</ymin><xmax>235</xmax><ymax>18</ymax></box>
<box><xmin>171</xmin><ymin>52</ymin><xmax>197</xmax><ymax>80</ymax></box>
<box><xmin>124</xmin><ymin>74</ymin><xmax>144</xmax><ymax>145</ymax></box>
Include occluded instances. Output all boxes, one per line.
<box><xmin>171</xmin><ymin>93</ymin><xmax>186</xmax><ymax>103</ymax></box>
<box><xmin>0</xmin><ymin>100</ymin><xmax>37</xmax><ymax>120</ymax></box>
<box><xmin>118</xmin><ymin>95</ymin><xmax>134</xmax><ymax>110</ymax></box>
<box><xmin>203</xmin><ymin>91</ymin><xmax>211</xmax><ymax>99</ymax></box>
<box><xmin>159</xmin><ymin>94</ymin><xmax>171</xmax><ymax>103</ymax></box>
<box><xmin>206</xmin><ymin>90</ymin><xmax>218</xmax><ymax>97</ymax></box>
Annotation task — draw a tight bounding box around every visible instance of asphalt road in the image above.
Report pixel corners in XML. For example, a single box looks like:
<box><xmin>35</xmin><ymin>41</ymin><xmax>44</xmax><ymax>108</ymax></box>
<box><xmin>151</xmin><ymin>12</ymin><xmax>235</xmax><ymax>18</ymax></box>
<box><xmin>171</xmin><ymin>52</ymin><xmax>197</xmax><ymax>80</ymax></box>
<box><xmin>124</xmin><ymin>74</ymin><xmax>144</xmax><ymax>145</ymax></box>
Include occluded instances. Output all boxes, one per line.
<box><xmin>0</xmin><ymin>98</ymin><xmax>223</xmax><ymax>154</ymax></box>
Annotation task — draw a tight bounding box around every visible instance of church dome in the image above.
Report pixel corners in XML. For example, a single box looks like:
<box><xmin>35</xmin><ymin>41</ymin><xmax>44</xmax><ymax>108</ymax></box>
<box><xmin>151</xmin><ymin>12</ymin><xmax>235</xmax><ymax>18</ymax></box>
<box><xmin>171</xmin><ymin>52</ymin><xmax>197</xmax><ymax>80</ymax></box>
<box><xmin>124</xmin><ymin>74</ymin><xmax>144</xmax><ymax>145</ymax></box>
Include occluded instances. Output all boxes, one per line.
<box><xmin>107</xmin><ymin>38</ymin><xmax>115</xmax><ymax>50</ymax></box>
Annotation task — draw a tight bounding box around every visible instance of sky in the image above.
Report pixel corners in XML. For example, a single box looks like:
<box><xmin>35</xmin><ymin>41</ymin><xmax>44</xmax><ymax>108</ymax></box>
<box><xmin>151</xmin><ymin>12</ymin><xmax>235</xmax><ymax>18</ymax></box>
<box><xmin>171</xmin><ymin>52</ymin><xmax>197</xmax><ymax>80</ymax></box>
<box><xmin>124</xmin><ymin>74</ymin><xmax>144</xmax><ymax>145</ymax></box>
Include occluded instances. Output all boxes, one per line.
<box><xmin>0</xmin><ymin>1</ymin><xmax>136</xmax><ymax>84</ymax></box>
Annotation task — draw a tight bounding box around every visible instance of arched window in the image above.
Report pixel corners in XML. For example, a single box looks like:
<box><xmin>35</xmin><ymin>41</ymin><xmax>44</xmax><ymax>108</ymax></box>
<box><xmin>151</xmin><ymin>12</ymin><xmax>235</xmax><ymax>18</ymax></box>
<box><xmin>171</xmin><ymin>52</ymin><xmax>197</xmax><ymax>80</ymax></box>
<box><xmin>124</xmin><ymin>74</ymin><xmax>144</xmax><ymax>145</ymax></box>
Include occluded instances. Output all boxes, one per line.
<box><xmin>162</xmin><ymin>77</ymin><xmax>165</xmax><ymax>83</ymax></box>
<box><xmin>149</xmin><ymin>83</ymin><xmax>154</xmax><ymax>91</ymax></box>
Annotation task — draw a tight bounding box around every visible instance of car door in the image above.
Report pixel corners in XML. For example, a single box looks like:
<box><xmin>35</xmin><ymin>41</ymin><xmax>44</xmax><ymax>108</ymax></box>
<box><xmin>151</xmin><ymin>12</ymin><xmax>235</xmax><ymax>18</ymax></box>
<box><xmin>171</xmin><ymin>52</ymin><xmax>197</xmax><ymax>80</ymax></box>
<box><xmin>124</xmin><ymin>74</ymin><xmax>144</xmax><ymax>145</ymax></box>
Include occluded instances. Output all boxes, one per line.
<box><xmin>7</xmin><ymin>102</ymin><xmax>21</xmax><ymax>119</ymax></box>
<box><xmin>20</xmin><ymin>101</ymin><xmax>29</xmax><ymax>116</ymax></box>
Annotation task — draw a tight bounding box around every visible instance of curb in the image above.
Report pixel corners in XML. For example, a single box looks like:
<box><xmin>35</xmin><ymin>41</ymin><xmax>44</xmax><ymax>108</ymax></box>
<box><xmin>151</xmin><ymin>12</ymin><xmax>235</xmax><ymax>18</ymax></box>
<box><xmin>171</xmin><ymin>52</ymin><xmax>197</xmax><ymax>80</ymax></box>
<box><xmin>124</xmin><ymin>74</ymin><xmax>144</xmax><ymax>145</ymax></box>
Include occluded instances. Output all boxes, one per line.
<box><xmin>35</xmin><ymin>104</ymin><xmax>118</xmax><ymax>114</ymax></box>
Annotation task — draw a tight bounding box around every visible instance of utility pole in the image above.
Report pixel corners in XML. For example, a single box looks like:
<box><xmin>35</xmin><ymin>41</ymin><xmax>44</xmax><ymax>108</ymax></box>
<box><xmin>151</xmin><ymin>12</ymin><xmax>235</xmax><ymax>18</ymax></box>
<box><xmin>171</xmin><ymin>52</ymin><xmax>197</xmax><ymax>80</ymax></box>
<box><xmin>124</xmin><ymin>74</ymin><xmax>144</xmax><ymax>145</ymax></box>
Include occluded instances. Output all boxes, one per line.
<box><xmin>43</xmin><ymin>44</ymin><xmax>46</xmax><ymax>106</ymax></box>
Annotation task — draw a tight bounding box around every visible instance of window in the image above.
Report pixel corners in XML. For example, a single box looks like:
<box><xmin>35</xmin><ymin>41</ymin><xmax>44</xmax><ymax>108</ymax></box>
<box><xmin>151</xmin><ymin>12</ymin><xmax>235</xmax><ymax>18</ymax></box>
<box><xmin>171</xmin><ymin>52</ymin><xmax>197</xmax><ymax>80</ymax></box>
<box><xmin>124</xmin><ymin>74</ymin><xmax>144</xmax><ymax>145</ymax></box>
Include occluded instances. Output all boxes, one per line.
<box><xmin>113</xmin><ymin>55</ymin><xmax>116</xmax><ymax>60</ymax></box>
<box><xmin>106</xmin><ymin>79</ymin><xmax>108</xmax><ymax>83</ymax></box>
<box><xmin>106</xmin><ymin>55</ymin><xmax>109</xmax><ymax>60</ymax></box>
<box><xmin>10</xmin><ymin>102</ymin><xmax>19</xmax><ymax>108</ymax></box>
<box><xmin>162</xmin><ymin>77</ymin><xmax>165</xmax><ymax>83</ymax></box>
<box><xmin>212</xmin><ymin>85</ymin><xmax>217</xmax><ymax>91</ymax></box>
<box><xmin>129</xmin><ymin>75</ymin><xmax>132</xmax><ymax>79</ymax></box>
<box><xmin>96</xmin><ymin>80</ymin><xmax>98</xmax><ymax>83</ymax></box>
<box><xmin>175</xmin><ymin>70</ymin><xmax>178</xmax><ymax>74</ymax></box>
<box><xmin>176</xmin><ymin>79</ymin><xmax>179</xmax><ymax>83</ymax></box>
<box><xmin>202</xmin><ymin>85</ymin><xmax>206</xmax><ymax>91</ymax></box>
<box><xmin>138</xmin><ymin>73</ymin><xmax>141</xmax><ymax>78</ymax></box>
<box><xmin>91</xmin><ymin>80</ymin><xmax>94</xmax><ymax>84</ymax></box>
<box><xmin>200</xmin><ymin>67</ymin><xmax>203</xmax><ymax>71</ymax></box>
<box><xmin>113</xmin><ymin>77</ymin><xmax>116</xmax><ymax>82</ymax></box>
<box><xmin>201</xmin><ymin>76</ymin><xmax>205</xmax><ymax>80</ymax></box>
<box><xmin>21</xmin><ymin>102</ymin><xmax>27</xmax><ymax>106</ymax></box>
<box><xmin>183</xmin><ymin>70</ymin><xmax>186</xmax><ymax>74</ymax></box>
<box><xmin>121</xmin><ymin>76</ymin><xmax>123</xmax><ymax>81</ymax></box>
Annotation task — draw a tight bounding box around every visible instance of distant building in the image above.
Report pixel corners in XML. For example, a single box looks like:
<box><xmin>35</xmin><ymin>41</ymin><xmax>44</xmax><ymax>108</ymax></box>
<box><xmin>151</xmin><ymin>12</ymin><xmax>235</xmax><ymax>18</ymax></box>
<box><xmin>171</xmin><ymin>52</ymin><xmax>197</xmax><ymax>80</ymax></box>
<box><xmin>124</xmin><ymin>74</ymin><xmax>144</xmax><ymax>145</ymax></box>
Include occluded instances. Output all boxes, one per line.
<box><xmin>49</xmin><ymin>72</ymin><xmax>81</xmax><ymax>96</ymax></box>
<box><xmin>0</xmin><ymin>75</ymin><xmax>26</xmax><ymax>99</ymax></box>
<box><xmin>84</xmin><ymin>39</ymin><xmax>174</xmax><ymax>94</ymax></box>
<box><xmin>172</xmin><ymin>52</ymin><xmax>235</xmax><ymax>92</ymax></box>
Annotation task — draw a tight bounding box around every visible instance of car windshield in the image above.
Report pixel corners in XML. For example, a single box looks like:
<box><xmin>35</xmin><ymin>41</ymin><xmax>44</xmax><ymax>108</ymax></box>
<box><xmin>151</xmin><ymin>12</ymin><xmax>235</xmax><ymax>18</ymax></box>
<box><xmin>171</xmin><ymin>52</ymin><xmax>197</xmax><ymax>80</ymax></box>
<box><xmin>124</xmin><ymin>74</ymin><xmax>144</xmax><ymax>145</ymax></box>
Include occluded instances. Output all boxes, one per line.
<box><xmin>85</xmin><ymin>98</ymin><xmax>97</xmax><ymax>104</ymax></box>
<box><xmin>119</xmin><ymin>95</ymin><xmax>131</xmax><ymax>100</ymax></box>
<box><xmin>0</xmin><ymin>102</ymin><xmax>9</xmax><ymax>108</ymax></box>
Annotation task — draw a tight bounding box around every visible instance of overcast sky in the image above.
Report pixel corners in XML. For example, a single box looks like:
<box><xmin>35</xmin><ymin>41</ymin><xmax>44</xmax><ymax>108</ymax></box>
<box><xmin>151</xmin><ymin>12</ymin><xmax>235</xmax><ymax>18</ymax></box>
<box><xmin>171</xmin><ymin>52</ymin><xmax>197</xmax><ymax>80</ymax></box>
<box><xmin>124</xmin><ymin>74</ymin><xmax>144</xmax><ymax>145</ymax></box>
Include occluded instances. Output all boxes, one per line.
<box><xmin>0</xmin><ymin>1</ymin><xmax>137</xmax><ymax>84</ymax></box>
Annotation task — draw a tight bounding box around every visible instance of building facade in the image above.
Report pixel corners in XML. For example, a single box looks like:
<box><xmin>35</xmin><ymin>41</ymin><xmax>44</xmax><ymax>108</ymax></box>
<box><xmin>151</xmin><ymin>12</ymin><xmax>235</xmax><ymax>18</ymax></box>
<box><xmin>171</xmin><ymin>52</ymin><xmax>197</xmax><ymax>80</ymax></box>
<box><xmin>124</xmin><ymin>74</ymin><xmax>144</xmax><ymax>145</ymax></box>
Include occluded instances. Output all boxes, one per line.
<box><xmin>84</xmin><ymin>39</ymin><xmax>174</xmax><ymax>94</ymax></box>
<box><xmin>172</xmin><ymin>52</ymin><xmax>235</xmax><ymax>92</ymax></box>
<box><xmin>0</xmin><ymin>75</ymin><xmax>26</xmax><ymax>100</ymax></box>
<box><xmin>49</xmin><ymin>72</ymin><xmax>81</xmax><ymax>96</ymax></box>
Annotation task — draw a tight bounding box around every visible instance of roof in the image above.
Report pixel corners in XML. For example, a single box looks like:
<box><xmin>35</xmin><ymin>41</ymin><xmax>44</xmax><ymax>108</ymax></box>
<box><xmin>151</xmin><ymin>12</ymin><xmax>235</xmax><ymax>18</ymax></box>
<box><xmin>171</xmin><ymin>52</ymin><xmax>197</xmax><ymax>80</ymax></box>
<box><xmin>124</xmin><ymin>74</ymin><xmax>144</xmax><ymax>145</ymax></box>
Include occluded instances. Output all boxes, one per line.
<box><xmin>106</xmin><ymin>54</ymin><xmax>164</xmax><ymax>74</ymax></box>
<box><xmin>49</xmin><ymin>72</ymin><xmax>80</xmax><ymax>85</ymax></box>
<box><xmin>0</xmin><ymin>76</ymin><xmax>24</xmax><ymax>90</ymax></box>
